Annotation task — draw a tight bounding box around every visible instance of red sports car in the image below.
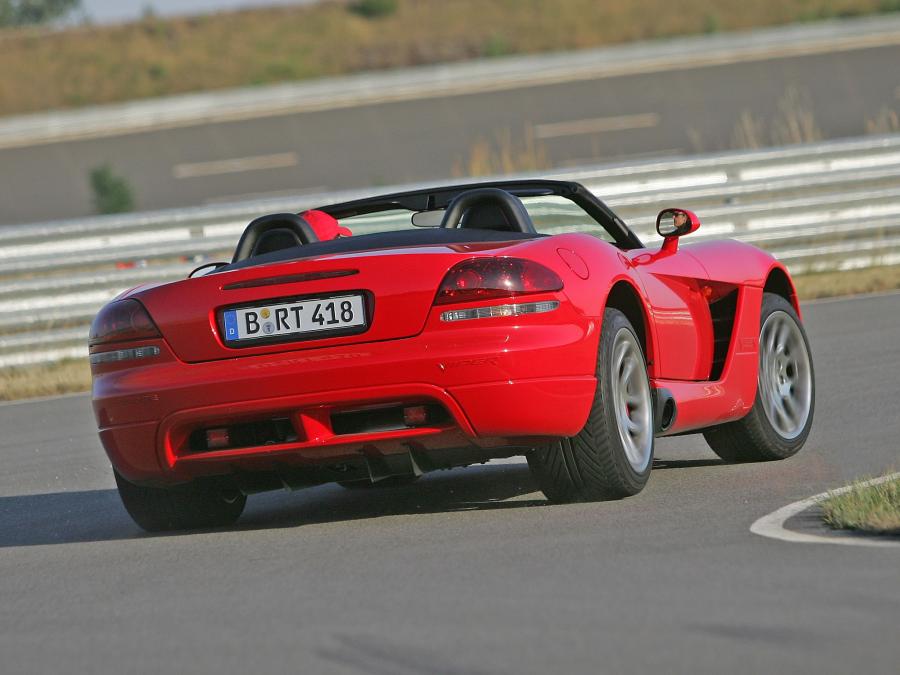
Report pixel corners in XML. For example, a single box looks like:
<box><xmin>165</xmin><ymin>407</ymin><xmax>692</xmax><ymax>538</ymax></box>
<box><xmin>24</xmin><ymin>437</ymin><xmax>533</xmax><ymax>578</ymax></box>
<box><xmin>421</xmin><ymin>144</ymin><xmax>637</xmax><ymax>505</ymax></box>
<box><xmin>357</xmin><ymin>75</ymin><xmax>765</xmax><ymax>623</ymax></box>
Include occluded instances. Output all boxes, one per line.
<box><xmin>90</xmin><ymin>180</ymin><xmax>815</xmax><ymax>531</ymax></box>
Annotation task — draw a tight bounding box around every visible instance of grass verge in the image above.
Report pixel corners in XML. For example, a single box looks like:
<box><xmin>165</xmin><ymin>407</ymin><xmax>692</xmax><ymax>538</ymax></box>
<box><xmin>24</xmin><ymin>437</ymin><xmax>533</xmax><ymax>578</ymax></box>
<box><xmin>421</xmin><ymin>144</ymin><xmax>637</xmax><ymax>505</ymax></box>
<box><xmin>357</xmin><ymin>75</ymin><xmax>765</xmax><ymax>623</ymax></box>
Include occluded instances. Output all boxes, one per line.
<box><xmin>822</xmin><ymin>475</ymin><xmax>900</xmax><ymax>535</ymax></box>
<box><xmin>1</xmin><ymin>0</ymin><xmax>900</xmax><ymax>117</ymax></box>
<box><xmin>0</xmin><ymin>358</ymin><xmax>90</xmax><ymax>402</ymax></box>
<box><xmin>791</xmin><ymin>264</ymin><xmax>900</xmax><ymax>299</ymax></box>
<box><xmin>2</xmin><ymin>264</ymin><xmax>899</xmax><ymax>402</ymax></box>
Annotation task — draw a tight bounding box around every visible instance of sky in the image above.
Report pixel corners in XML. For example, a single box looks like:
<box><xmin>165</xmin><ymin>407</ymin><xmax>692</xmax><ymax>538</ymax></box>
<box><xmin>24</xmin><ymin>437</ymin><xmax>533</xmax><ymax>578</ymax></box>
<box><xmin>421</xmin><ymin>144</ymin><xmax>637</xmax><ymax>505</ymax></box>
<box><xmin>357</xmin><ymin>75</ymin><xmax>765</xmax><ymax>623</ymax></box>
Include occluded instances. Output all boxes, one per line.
<box><xmin>79</xmin><ymin>0</ymin><xmax>321</xmax><ymax>24</ymax></box>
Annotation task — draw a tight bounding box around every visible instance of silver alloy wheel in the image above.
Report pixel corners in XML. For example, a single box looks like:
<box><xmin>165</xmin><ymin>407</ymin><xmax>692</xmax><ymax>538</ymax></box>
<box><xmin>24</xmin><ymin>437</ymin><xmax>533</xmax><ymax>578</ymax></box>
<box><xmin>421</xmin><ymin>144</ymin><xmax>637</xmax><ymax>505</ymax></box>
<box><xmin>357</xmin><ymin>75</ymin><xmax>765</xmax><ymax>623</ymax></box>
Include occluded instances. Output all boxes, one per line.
<box><xmin>610</xmin><ymin>328</ymin><xmax>653</xmax><ymax>472</ymax></box>
<box><xmin>758</xmin><ymin>310</ymin><xmax>813</xmax><ymax>440</ymax></box>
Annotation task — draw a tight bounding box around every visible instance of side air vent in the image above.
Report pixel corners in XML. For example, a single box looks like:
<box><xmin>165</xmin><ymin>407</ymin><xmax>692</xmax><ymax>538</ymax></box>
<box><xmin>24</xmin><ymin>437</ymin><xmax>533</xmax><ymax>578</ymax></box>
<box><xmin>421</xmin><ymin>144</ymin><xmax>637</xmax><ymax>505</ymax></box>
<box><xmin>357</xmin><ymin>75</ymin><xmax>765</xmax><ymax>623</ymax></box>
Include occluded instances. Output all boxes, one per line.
<box><xmin>709</xmin><ymin>290</ymin><xmax>739</xmax><ymax>381</ymax></box>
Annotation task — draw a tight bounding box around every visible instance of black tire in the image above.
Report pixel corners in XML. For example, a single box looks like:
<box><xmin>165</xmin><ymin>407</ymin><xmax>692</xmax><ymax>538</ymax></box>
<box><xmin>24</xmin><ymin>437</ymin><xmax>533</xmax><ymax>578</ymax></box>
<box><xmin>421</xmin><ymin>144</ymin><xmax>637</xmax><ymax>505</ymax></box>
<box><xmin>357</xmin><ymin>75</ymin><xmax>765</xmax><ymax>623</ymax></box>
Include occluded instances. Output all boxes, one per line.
<box><xmin>338</xmin><ymin>475</ymin><xmax>420</xmax><ymax>489</ymax></box>
<box><xmin>527</xmin><ymin>308</ymin><xmax>654</xmax><ymax>502</ymax></box>
<box><xmin>703</xmin><ymin>292</ymin><xmax>815</xmax><ymax>462</ymax></box>
<box><xmin>115</xmin><ymin>471</ymin><xmax>246</xmax><ymax>532</ymax></box>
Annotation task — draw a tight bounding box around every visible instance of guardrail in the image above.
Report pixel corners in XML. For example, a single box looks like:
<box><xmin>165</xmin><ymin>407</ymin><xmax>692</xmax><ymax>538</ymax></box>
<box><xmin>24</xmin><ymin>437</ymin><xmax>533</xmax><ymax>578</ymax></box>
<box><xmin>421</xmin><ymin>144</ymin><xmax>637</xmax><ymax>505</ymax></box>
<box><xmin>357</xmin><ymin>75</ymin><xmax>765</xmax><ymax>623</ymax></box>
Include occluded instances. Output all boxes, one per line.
<box><xmin>2</xmin><ymin>133</ymin><xmax>899</xmax><ymax>368</ymax></box>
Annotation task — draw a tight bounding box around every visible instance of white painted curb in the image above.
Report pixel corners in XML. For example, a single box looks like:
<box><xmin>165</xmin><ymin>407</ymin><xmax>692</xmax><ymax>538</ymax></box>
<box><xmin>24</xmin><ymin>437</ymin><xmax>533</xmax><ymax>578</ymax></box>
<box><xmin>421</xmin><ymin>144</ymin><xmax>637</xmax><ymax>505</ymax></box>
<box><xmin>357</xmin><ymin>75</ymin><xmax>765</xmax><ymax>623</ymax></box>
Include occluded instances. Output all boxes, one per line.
<box><xmin>750</xmin><ymin>472</ymin><xmax>900</xmax><ymax>547</ymax></box>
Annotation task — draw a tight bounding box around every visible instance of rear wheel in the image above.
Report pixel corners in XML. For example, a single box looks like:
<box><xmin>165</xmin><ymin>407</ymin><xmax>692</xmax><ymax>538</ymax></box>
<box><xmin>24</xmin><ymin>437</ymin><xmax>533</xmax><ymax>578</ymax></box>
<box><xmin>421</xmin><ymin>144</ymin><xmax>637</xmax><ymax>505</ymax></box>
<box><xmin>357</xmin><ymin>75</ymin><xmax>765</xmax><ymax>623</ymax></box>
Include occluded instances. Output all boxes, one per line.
<box><xmin>115</xmin><ymin>471</ymin><xmax>246</xmax><ymax>532</ymax></box>
<box><xmin>527</xmin><ymin>308</ymin><xmax>654</xmax><ymax>502</ymax></box>
<box><xmin>703</xmin><ymin>292</ymin><xmax>815</xmax><ymax>462</ymax></box>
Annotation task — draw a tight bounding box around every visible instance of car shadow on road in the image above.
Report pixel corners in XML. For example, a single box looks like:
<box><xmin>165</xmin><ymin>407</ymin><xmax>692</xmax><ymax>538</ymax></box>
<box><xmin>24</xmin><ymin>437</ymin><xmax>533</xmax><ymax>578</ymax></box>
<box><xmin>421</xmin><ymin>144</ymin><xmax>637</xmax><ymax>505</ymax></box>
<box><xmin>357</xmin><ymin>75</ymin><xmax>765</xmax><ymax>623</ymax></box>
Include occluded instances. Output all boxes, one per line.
<box><xmin>0</xmin><ymin>463</ymin><xmax>544</xmax><ymax>548</ymax></box>
<box><xmin>0</xmin><ymin>455</ymin><xmax>728</xmax><ymax>548</ymax></box>
<box><xmin>652</xmin><ymin>458</ymin><xmax>726</xmax><ymax>470</ymax></box>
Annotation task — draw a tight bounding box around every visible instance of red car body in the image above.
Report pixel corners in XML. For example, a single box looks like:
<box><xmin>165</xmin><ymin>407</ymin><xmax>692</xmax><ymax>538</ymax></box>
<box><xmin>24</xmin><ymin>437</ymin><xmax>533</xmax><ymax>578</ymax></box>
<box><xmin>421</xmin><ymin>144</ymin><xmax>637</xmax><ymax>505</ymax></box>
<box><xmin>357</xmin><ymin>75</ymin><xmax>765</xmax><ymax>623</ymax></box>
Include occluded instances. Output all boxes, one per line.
<box><xmin>90</xmin><ymin>180</ymin><xmax>800</xmax><ymax>495</ymax></box>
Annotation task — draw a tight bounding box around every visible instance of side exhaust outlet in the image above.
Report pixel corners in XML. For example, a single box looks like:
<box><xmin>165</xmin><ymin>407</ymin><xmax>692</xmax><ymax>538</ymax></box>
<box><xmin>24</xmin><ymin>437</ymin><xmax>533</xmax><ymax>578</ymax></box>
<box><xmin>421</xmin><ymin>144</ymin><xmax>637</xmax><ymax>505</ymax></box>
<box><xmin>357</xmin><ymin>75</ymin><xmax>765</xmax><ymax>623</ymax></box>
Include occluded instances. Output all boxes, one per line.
<box><xmin>654</xmin><ymin>389</ymin><xmax>677</xmax><ymax>433</ymax></box>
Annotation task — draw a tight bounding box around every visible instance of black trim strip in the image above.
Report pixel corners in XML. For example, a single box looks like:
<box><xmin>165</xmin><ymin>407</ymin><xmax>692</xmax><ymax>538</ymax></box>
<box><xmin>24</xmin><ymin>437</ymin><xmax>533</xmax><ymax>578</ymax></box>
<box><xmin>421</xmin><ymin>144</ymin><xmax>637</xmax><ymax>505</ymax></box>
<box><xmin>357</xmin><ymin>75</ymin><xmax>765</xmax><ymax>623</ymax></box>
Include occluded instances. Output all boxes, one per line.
<box><xmin>223</xmin><ymin>269</ymin><xmax>359</xmax><ymax>290</ymax></box>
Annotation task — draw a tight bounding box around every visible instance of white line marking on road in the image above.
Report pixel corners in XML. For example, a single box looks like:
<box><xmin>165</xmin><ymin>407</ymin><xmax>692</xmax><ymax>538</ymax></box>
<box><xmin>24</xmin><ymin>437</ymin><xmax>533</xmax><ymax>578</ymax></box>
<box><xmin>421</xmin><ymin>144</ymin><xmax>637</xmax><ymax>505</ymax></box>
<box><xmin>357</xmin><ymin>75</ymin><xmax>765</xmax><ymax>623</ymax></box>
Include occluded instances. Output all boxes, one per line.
<box><xmin>533</xmin><ymin>113</ymin><xmax>660</xmax><ymax>139</ymax></box>
<box><xmin>173</xmin><ymin>152</ymin><xmax>298</xmax><ymax>179</ymax></box>
<box><xmin>750</xmin><ymin>472</ymin><xmax>900</xmax><ymax>547</ymax></box>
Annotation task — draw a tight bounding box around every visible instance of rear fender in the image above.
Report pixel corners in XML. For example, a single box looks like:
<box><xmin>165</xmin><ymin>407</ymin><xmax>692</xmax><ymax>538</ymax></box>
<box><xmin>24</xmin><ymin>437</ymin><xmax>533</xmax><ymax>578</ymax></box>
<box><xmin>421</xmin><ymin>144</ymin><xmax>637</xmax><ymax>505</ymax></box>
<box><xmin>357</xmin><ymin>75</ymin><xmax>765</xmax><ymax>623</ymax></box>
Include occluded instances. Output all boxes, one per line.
<box><xmin>547</xmin><ymin>234</ymin><xmax>657</xmax><ymax>377</ymax></box>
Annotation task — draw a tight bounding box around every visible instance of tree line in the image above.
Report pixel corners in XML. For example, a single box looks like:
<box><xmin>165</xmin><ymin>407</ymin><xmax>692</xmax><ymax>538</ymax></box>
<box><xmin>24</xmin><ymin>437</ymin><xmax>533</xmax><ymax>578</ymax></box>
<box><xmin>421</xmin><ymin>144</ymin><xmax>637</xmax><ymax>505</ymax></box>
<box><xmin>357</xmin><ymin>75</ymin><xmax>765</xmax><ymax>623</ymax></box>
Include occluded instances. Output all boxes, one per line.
<box><xmin>0</xmin><ymin>0</ymin><xmax>81</xmax><ymax>27</ymax></box>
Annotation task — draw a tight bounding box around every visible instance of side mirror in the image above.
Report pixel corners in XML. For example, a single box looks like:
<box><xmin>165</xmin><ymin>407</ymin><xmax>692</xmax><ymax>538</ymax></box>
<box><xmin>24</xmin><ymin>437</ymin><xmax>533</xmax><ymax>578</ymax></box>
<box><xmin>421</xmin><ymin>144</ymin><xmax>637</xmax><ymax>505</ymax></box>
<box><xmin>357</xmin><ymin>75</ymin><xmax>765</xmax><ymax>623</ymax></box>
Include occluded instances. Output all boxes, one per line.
<box><xmin>656</xmin><ymin>208</ymin><xmax>700</xmax><ymax>253</ymax></box>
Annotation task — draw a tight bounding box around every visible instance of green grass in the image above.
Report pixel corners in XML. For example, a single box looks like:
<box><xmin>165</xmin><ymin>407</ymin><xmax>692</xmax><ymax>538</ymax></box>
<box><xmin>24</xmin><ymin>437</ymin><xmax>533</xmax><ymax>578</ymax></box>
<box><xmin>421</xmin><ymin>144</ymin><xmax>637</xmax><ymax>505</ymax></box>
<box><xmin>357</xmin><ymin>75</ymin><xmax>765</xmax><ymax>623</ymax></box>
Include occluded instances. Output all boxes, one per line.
<box><xmin>1</xmin><ymin>0</ymin><xmax>900</xmax><ymax>116</ymax></box>
<box><xmin>822</xmin><ymin>475</ymin><xmax>900</xmax><ymax>535</ymax></box>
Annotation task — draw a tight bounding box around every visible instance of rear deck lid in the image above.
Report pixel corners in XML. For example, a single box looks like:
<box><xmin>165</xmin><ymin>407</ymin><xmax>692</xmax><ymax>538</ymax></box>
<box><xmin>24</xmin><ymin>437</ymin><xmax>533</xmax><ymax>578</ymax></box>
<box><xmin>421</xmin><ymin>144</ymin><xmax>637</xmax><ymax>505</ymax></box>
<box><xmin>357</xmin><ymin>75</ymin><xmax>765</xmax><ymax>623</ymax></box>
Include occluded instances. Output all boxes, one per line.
<box><xmin>133</xmin><ymin>235</ymin><xmax>539</xmax><ymax>363</ymax></box>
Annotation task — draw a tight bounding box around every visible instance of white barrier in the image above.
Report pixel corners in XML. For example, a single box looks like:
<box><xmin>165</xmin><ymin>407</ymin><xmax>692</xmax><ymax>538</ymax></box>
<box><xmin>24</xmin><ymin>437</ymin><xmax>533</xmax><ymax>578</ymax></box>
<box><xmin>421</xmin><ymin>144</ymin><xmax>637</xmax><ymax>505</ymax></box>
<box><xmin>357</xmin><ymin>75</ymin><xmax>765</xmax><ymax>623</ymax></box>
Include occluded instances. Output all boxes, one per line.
<box><xmin>1</xmin><ymin>134</ymin><xmax>899</xmax><ymax>368</ymax></box>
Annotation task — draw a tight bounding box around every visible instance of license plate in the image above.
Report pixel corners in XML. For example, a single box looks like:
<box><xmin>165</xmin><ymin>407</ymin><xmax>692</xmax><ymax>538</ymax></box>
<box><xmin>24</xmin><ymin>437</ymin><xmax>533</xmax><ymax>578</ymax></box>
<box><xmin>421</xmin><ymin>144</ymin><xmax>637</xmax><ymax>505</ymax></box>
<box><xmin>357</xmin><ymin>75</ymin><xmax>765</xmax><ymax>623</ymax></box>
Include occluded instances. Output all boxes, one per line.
<box><xmin>222</xmin><ymin>294</ymin><xmax>366</xmax><ymax>344</ymax></box>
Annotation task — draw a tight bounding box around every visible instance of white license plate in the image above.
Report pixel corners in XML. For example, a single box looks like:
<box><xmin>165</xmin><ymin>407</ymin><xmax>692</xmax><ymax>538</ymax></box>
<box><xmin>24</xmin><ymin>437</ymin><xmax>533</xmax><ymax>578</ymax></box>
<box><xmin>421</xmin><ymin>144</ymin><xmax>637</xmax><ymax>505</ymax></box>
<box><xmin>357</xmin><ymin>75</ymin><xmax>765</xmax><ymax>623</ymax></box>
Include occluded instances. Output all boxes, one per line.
<box><xmin>222</xmin><ymin>294</ymin><xmax>366</xmax><ymax>343</ymax></box>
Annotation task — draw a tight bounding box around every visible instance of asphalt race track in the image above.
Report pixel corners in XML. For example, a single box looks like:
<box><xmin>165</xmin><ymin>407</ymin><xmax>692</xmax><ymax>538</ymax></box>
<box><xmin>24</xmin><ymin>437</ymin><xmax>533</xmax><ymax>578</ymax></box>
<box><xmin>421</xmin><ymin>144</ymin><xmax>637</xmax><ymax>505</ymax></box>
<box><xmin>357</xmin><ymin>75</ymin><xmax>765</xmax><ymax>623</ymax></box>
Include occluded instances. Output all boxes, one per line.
<box><xmin>1</xmin><ymin>292</ymin><xmax>898</xmax><ymax>674</ymax></box>
<box><xmin>2</xmin><ymin>43</ymin><xmax>900</xmax><ymax>224</ymax></box>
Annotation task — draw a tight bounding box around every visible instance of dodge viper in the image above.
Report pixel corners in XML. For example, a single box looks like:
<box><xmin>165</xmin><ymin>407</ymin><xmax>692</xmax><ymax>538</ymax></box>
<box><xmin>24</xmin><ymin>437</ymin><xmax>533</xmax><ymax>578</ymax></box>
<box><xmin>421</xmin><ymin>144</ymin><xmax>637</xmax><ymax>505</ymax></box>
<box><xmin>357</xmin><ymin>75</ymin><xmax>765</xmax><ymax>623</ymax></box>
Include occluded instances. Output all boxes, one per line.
<box><xmin>89</xmin><ymin>180</ymin><xmax>815</xmax><ymax>531</ymax></box>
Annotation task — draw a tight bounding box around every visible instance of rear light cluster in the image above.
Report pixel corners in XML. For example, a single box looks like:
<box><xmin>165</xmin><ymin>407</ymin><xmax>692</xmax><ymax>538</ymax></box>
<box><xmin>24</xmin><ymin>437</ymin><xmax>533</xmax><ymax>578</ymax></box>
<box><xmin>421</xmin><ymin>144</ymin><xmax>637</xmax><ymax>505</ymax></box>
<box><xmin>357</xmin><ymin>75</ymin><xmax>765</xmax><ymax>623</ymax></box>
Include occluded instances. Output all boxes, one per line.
<box><xmin>89</xmin><ymin>299</ymin><xmax>160</xmax><ymax>346</ymax></box>
<box><xmin>434</xmin><ymin>258</ymin><xmax>563</xmax><ymax>306</ymax></box>
<box><xmin>435</xmin><ymin>258</ymin><xmax>563</xmax><ymax>321</ymax></box>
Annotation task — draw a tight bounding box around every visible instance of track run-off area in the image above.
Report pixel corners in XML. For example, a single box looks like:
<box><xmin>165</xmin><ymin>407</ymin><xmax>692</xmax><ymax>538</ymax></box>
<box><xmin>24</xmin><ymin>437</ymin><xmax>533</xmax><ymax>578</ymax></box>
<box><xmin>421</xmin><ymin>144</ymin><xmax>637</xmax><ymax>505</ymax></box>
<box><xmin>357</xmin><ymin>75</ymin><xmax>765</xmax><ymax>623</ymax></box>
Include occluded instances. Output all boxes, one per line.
<box><xmin>1</xmin><ymin>291</ymin><xmax>898</xmax><ymax>674</ymax></box>
<box><xmin>3</xmin><ymin>16</ymin><xmax>900</xmax><ymax>225</ymax></box>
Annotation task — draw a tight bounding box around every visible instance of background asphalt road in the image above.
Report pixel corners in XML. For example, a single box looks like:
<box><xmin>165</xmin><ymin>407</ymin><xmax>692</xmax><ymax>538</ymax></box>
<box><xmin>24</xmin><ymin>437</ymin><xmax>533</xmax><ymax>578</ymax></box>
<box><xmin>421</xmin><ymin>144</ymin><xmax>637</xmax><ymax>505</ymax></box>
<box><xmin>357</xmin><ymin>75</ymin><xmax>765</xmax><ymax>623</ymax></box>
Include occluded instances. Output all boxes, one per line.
<box><xmin>2</xmin><ymin>43</ymin><xmax>899</xmax><ymax>225</ymax></box>
<box><xmin>0</xmin><ymin>292</ymin><xmax>898</xmax><ymax>674</ymax></box>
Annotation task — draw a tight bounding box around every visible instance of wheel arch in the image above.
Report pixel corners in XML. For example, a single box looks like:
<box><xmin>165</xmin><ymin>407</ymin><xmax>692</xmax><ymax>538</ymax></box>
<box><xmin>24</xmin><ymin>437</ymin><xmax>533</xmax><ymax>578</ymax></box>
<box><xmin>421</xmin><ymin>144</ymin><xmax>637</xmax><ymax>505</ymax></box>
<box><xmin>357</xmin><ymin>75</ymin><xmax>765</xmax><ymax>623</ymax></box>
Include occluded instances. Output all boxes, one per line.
<box><xmin>763</xmin><ymin>264</ymin><xmax>801</xmax><ymax>318</ymax></box>
<box><xmin>604</xmin><ymin>280</ymin><xmax>655</xmax><ymax>369</ymax></box>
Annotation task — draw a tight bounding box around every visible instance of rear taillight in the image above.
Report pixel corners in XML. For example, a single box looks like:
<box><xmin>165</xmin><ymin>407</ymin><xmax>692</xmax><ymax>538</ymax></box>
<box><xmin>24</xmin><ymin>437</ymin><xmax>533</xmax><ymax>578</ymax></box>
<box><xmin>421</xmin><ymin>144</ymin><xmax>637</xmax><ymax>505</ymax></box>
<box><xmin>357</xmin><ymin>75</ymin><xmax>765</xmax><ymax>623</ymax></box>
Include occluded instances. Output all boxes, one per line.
<box><xmin>434</xmin><ymin>258</ymin><xmax>563</xmax><ymax>306</ymax></box>
<box><xmin>89</xmin><ymin>299</ymin><xmax>161</xmax><ymax>346</ymax></box>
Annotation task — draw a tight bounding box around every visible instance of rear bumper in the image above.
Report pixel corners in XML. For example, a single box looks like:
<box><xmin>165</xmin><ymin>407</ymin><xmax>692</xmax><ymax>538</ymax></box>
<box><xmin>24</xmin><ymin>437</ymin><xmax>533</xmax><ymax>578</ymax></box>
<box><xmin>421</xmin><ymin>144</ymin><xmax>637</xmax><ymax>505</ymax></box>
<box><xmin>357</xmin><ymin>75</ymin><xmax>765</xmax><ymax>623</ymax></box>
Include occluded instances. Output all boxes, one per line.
<box><xmin>93</xmin><ymin>314</ymin><xmax>599</xmax><ymax>484</ymax></box>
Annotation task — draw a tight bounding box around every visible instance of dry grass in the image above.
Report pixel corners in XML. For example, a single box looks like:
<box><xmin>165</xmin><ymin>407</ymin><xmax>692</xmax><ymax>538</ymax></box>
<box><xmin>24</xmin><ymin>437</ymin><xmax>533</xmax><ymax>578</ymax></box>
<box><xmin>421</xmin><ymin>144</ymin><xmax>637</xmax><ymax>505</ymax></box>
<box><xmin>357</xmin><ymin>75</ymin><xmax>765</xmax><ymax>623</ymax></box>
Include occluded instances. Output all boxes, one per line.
<box><xmin>0</xmin><ymin>0</ymin><xmax>898</xmax><ymax>116</ymax></box>
<box><xmin>3</xmin><ymin>264</ymin><xmax>898</xmax><ymax>402</ymax></box>
<box><xmin>0</xmin><ymin>359</ymin><xmax>90</xmax><ymax>401</ymax></box>
<box><xmin>731</xmin><ymin>86</ymin><xmax>822</xmax><ymax>149</ymax></box>
<box><xmin>453</xmin><ymin>127</ymin><xmax>550</xmax><ymax>177</ymax></box>
<box><xmin>791</xmin><ymin>264</ymin><xmax>900</xmax><ymax>299</ymax></box>
<box><xmin>822</xmin><ymin>475</ymin><xmax>900</xmax><ymax>535</ymax></box>
<box><xmin>866</xmin><ymin>106</ymin><xmax>900</xmax><ymax>134</ymax></box>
